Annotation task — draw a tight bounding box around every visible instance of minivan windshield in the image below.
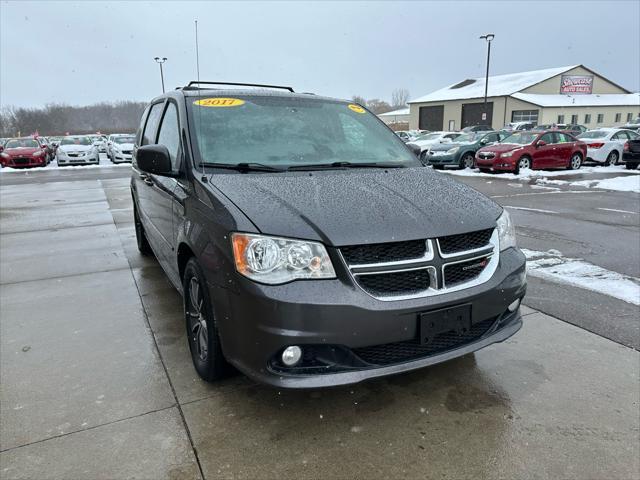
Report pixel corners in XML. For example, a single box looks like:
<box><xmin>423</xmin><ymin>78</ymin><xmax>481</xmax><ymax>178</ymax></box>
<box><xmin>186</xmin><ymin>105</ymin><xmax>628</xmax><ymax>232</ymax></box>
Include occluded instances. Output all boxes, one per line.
<box><xmin>501</xmin><ymin>132</ymin><xmax>538</xmax><ymax>145</ymax></box>
<box><xmin>189</xmin><ymin>96</ymin><xmax>418</xmax><ymax>169</ymax></box>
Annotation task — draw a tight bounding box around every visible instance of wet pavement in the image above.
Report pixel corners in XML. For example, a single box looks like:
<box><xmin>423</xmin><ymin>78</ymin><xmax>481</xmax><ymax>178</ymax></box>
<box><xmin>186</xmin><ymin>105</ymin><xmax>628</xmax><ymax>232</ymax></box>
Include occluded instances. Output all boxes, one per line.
<box><xmin>1</xmin><ymin>174</ymin><xmax>639</xmax><ymax>479</ymax></box>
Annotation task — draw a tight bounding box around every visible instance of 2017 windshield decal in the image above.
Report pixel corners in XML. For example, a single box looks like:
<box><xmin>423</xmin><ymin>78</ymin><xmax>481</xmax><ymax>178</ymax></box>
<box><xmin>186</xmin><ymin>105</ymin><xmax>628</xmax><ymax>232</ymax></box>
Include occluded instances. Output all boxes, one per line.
<box><xmin>193</xmin><ymin>98</ymin><xmax>245</xmax><ymax>107</ymax></box>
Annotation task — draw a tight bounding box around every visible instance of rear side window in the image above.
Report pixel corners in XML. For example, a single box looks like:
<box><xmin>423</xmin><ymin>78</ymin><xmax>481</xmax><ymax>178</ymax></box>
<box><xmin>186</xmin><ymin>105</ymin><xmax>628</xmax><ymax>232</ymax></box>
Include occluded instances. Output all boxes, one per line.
<box><xmin>540</xmin><ymin>133</ymin><xmax>555</xmax><ymax>144</ymax></box>
<box><xmin>556</xmin><ymin>133</ymin><xmax>573</xmax><ymax>143</ymax></box>
<box><xmin>156</xmin><ymin>102</ymin><xmax>181</xmax><ymax>170</ymax></box>
<box><xmin>142</xmin><ymin>102</ymin><xmax>164</xmax><ymax>145</ymax></box>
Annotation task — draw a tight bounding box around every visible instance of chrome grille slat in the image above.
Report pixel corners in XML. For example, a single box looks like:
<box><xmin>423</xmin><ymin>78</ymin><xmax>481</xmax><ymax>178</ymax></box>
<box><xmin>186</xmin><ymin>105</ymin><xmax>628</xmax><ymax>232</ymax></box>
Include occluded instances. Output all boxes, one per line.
<box><xmin>340</xmin><ymin>229</ymin><xmax>499</xmax><ymax>301</ymax></box>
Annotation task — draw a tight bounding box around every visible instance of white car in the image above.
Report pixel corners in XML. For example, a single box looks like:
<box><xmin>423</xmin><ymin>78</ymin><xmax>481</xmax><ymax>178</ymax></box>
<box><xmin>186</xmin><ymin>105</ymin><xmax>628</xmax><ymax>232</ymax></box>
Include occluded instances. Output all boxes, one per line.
<box><xmin>106</xmin><ymin>133</ymin><xmax>131</xmax><ymax>160</ymax></box>
<box><xmin>407</xmin><ymin>131</ymin><xmax>462</xmax><ymax>153</ymax></box>
<box><xmin>56</xmin><ymin>136</ymin><xmax>100</xmax><ymax>166</ymax></box>
<box><xmin>577</xmin><ymin>128</ymin><xmax>639</xmax><ymax>165</ymax></box>
<box><xmin>90</xmin><ymin>135</ymin><xmax>107</xmax><ymax>153</ymax></box>
<box><xmin>109</xmin><ymin>134</ymin><xmax>135</xmax><ymax>163</ymax></box>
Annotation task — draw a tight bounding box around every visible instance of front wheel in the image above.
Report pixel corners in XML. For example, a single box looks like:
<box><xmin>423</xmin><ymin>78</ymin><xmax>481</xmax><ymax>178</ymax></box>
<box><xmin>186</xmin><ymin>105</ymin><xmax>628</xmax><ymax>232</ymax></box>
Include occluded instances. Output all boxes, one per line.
<box><xmin>568</xmin><ymin>153</ymin><xmax>582</xmax><ymax>170</ymax></box>
<box><xmin>460</xmin><ymin>152</ymin><xmax>475</xmax><ymax>169</ymax></box>
<box><xmin>133</xmin><ymin>204</ymin><xmax>152</xmax><ymax>255</ymax></box>
<box><xmin>514</xmin><ymin>156</ymin><xmax>531</xmax><ymax>175</ymax></box>
<box><xmin>183</xmin><ymin>258</ymin><xmax>229</xmax><ymax>382</ymax></box>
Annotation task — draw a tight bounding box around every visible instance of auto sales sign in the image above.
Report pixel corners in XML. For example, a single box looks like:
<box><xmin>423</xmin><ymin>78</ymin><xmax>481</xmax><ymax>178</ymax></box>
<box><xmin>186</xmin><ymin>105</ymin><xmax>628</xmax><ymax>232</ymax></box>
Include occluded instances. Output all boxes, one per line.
<box><xmin>560</xmin><ymin>75</ymin><xmax>594</xmax><ymax>94</ymax></box>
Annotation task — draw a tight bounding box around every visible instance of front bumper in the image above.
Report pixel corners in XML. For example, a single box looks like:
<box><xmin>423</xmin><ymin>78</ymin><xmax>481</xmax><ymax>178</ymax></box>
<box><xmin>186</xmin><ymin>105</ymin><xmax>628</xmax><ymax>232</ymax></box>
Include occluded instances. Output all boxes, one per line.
<box><xmin>2</xmin><ymin>156</ymin><xmax>47</xmax><ymax>168</ymax></box>
<box><xmin>58</xmin><ymin>154</ymin><xmax>99</xmax><ymax>165</ymax></box>
<box><xmin>113</xmin><ymin>152</ymin><xmax>132</xmax><ymax>163</ymax></box>
<box><xmin>211</xmin><ymin>247</ymin><xmax>527</xmax><ymax>388</ymax></box>
<box><xmin>427</xmin><ymin>152</ymin><xmax>458</xmax><ymax>166</ymax></box>
<box><xmin>476</xmin><ymin>156</ymin><xmax>515</xmax><ymax>171</ymax></box>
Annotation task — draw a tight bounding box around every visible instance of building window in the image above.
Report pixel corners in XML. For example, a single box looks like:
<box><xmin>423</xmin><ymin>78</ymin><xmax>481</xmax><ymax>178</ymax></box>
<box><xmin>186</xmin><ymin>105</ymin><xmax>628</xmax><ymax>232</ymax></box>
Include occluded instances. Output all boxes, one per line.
<box><xmin>511</xmin><ymin>110</ymin><xmax>539</xmax><ymax>123</ymax></box>
<box><xmin>571</xmin><ymin>114</ymin><xmax>578</xmax><ymax>124</ymax></box>
<box><xmin>628</xmin><ymin>113</ymin><xmax>634</xmax><ymax>122</ymax></box>
<box><xmin>557</xmin><ymin>115</ymin><xmax>565</xmax><ymax>124</ymax></box>
<box><xmin>584</xmin><ymin>114</ymin><xmax>591</xmax><ymax>124</ymax></box>
<box><xmin>597</xmin><ymin>114</ymin><xmax>604</xmax><ymax>124</ymax></box>
<box><xmin>615</xmin><ymin>113</ymin><xmax>622</xmax><ymax>123</ymax></box>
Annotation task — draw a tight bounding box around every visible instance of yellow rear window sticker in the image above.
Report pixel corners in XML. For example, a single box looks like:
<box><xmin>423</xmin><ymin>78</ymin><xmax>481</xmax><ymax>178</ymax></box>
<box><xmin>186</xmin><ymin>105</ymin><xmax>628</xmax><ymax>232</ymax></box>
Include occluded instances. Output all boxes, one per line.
<box><xmin>348</xmin><ymin>104</ymin><xmax>365</xmax><ymax>113</ymax></box>
<box><xmin>193</xmin><ymin>98</ymin><xmax>245</xmax><ymax>107</ymax></box>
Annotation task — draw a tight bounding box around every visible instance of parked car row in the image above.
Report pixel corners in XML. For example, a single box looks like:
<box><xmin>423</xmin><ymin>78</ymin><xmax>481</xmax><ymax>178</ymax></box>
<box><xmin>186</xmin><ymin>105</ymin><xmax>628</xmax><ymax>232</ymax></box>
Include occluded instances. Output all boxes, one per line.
<box><xmin>405</xmin><ymin>127</ymin><xmax>639</xmax><ymax>173</ymax></box>
<box><xmin>0</xmin><ymin>132</ymin><xmax>136</xmax><ymax>168</ymax></box>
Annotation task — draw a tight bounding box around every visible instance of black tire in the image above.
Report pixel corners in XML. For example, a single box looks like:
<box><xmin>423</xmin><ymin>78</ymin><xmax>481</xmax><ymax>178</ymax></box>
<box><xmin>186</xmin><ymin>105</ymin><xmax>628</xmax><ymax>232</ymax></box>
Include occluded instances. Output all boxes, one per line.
<box><xmin>605</xmin><ymin>150</ymin><xmax>619</xmax><ymax>166</ymax></box>
<box><xmin>183</xmin><ymin>257</ymin><xmax>229</xmax><ymax>382</ymax></box>
<box><xmin>567</xmin><ymin>153</ymin><xmax>582</xmax><ymax>170</ymax></box>
<box><xmin>479</xmin><ymin>168</ymin><xmax>492</xmax><ymax>174</ymax></box>
<box><xmin>514</xmin><ymin>155</ymin><xmax>532</xmax><ymax>175</ymax></box>
<box><xmin>460</xmin><ymin>152</ymin><xmax>475</xmax><ymax>169</ymax></box>
<box><xmin>626</xmin><ymin>162</ymin><xmax>639</xmax><ymax>170</ymax></box>
<box><xmin>133</xmin><ymin>203</ymin><xmax>152</xmax><ymax>255</ymax></box>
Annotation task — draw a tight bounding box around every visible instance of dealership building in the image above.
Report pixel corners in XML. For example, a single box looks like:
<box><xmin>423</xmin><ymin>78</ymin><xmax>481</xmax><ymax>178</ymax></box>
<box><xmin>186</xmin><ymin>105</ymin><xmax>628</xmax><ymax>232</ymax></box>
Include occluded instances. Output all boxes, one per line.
<box><xmin>408</xmin><ymin>65</ymin><xmax>640</xmax><ymax>131</ymax></box>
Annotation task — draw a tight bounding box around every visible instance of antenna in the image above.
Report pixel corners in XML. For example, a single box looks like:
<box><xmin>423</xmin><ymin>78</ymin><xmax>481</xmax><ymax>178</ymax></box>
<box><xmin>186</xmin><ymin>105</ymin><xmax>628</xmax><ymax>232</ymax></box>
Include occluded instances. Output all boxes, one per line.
<box><xmin>195</xmin><ymin>19</ymin><xmax>207</xmax><ymax>182</ymax></box>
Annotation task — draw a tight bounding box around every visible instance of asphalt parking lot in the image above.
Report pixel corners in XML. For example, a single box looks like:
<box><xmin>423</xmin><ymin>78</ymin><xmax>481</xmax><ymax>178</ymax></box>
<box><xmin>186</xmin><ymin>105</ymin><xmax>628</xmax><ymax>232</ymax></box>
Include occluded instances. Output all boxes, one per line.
<box><xmin>1</xmin><ymin>163</ymin><xmax>639</xmax><ymax>479</ymax></box>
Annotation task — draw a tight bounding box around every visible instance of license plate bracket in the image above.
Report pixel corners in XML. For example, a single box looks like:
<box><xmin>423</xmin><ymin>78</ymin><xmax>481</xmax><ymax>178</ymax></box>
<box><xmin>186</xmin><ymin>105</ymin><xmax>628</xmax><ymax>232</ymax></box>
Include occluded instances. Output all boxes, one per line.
<box><xmin>419</xmin><ymin>305</ymin><xmax>471</xmax><ymax>345</ymax></box>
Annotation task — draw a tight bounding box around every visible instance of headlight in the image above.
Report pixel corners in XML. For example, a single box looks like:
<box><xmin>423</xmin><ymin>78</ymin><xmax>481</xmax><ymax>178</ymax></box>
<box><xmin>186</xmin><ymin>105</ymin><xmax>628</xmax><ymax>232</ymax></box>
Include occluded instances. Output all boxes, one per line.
<box><xmin>501</xmin><ymin>151</ymin><xmax>515</xmax><ymax>158</ymax></box>
<box><xmin>446</xmin><ymin>147</ymin><xmax>459</xmax><ymax>154</ymax></box>
<box><xmin>33</xmin><ymin>150</ymin><xmax>43</xmax><ymax>157</ymax></box>
<box><xmin>231</xmin><ymin>233</ymin><xmax>336</xmax><ymax>284</ymax></box>
<box><xmin>496</xmin><ymin>210</ymin><xmax>517</xmax><ymax>251</ymax></box>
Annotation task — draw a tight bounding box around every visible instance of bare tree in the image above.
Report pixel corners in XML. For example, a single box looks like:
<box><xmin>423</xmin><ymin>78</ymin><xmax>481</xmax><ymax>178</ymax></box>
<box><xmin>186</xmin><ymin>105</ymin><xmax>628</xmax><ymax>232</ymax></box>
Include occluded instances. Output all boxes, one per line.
<box><xmin>391</xmin><ymin>88</ymin><xmax>410</xmax><ymax>108</ymax></box>
<box><xmin>365</xmin><ymin>99</ymin><xmax>393</xmax><ymax>114</ymax></box>
<box><xmin>351</xmin><ymin>95</ymin><xmax>367</xmax><ymax>106</ymax></box>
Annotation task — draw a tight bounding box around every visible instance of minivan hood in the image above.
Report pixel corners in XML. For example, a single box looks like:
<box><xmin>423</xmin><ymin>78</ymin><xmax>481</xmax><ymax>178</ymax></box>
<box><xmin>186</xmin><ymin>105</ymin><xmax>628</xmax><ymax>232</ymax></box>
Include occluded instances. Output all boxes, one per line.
<box><xmin>209</xmin><ymin>167</ymin><xmax>501</xmax><ymax>246</ymax></box>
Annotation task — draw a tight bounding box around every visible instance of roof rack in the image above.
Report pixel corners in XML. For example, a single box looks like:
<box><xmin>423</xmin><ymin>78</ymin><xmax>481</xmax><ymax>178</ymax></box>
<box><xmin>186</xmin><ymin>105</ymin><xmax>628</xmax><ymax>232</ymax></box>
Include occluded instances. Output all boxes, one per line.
<box><xmin>183</xmin><ymin>81</ymin><xmax>294</xmax><ymax>92</ymax></box>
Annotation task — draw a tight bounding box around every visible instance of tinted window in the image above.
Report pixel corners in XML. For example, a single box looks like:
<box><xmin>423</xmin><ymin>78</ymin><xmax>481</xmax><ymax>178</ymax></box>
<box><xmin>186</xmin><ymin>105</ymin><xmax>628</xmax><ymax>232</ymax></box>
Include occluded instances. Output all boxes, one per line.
<box><xmin>540</xmin><ymin>133</ymin><xmax>555</xmax><ymax>144</ymax></box>
<box><xmin>156</xmin><ymin>102</ymin><xmax>181</xmax><ymax>170</ymax></box>
<box><xmin>142</xmin><ymin>102</ymin><xmax>164</xmax><ymax>145</ymax></box>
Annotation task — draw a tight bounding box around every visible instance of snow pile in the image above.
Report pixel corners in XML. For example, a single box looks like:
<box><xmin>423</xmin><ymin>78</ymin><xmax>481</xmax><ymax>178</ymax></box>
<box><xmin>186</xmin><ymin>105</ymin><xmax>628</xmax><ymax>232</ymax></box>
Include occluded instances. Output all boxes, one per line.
<box><xmin>523</xmin><ymin>249</ymin><xmax>640</xmax><ymax>305</ymax></box>
<box><xmin>536</xmin><ymin>175</ymin><xmax>640</xmax><ymax>193</ymax></box>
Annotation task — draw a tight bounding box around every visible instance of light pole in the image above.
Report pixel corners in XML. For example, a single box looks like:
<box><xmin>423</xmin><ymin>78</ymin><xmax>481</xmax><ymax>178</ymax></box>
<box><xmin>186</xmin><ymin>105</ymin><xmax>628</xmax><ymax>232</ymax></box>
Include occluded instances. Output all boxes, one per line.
<box><xmin>154</xmin><ymin>57</ymin><xmax>167</xmax><ymax>93</ymax></box>
<box><xmin>479</xmin><ymin>34</ymin><xmax>494</xmax><ymax>123</ymax></box>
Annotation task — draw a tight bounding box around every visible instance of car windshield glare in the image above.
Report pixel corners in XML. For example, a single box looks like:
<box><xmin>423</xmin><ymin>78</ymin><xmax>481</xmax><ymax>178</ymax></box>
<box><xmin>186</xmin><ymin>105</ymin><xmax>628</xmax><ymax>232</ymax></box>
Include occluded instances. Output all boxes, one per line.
<box><xmin>578</xmin><ymin>131</ymin><xmax>608</xmax><ymax>139</ymax></box>
<box><xmin>5</xmin><ymin>139</ymin><xmax>39</xmax><ymax>148</ymax></box>
<box><xmin>501</xmin><ymin>132</ymin><xmax>538</xmax><ymax>145</ymax></box>
<box><xmin>61</xmin><ymin>137</ymin><xmax>92</xmax><ymax>146</ymax></box>
<box><xmin>454</xmin><ymin>133</ymin><xmax>476</xmax><ymax>143</ymax></box>
<box><xmin>189</xmin><ymin>96</ymin><xmax>418</xmax><ymax>168</ymax></box>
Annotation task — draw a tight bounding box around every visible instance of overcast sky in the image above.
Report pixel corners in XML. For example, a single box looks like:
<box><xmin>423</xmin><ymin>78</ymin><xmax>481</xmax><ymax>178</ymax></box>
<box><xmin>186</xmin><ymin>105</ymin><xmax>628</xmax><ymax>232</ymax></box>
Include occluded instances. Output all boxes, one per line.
<box><xmin>2</xmin><ymin>0</ymin><xmax>639</xmax><ymax>108</ymax></box>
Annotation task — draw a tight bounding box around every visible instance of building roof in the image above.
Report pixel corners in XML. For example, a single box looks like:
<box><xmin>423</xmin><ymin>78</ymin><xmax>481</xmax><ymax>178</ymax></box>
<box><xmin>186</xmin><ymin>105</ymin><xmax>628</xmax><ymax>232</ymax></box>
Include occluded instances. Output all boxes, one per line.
<box><xmin>511</xmin><ymin>92</ymin><xmax>640</xmax><ymax>107</ymax></box>
<box><xmin>378</xmin><ymin>108</ymin><xmax>410</xmax><ymax>116</ymax></box>
<box><xmin>409</xmin><ymin>65</ymin><xmax>579</xmax><ymax>104</ymax></box>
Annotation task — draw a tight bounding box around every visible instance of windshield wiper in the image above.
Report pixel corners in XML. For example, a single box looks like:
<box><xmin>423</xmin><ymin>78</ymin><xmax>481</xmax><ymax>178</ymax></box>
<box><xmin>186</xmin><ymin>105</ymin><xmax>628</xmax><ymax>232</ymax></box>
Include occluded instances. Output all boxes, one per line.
<box><xmin>198</xmin><ymin>162</ymin><xmax>286</xmax><ymax>172</ymax></box>
<box><xmin>287</xmin><ymin>161</ymin><xmax>407</xmax><ymax>171</ymax></box>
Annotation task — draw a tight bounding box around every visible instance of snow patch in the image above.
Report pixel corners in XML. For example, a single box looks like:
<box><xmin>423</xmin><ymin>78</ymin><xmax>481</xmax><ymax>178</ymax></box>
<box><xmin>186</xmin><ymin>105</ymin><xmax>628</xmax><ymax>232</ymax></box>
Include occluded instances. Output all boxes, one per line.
<box><xmin>522</xmin><ymin>249</ymin><xmax>640</xmax><ymax>306</ymax></box>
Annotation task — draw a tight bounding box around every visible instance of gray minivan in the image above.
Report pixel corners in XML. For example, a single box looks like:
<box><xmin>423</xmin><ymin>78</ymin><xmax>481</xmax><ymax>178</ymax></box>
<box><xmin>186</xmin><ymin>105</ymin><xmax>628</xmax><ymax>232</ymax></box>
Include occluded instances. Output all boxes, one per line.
<box><xmin>131</xmin><ymin>82</ymin><xmax>527</xmax><ymax>388</ymax></box>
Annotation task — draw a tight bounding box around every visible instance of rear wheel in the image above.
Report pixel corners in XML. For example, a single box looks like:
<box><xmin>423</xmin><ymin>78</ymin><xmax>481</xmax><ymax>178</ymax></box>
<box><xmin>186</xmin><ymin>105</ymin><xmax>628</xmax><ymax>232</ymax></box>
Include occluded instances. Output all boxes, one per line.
<box><xmin>183</xmin><ymin>258</ymin><xmax>228</xmax><ymax>382</ymax></box>
<box><xmin>133</xmin><ymin>203</ymin><xmax>152</xmax><ymax>255</ymax></box>
<box><xmin>626</xmin><ymin>162</ymin><xmax>639</xmax><ymax>170</ymax></box>
<box><xmin>460</xmin><ymin>152</ymin><xmax>475</xmax><ymax>169</ymax></box>
<box><xmin>568</xmin><ymin>153</ymin><xmax>582</xmax><ymax>170</ymax></box>
<box><xmin>605</xmin><ymin>150</ymin><xmax>619</xmax><ymax>166</ymax></box>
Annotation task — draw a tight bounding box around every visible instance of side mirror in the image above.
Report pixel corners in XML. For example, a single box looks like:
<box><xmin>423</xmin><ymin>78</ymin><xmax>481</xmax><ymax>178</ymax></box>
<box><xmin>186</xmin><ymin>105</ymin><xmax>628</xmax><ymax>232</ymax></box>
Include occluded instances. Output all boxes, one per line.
<box><xmin>407</xmin><ymin>143</ymin><xmax>422</xmax><ymax>158</ymax></box>
<box><xmin>536</xmin><ymin>140</ymin><xmax>546</xmax><ymax>147</ymax></box>
<box><xmin>480</xmin><ymin>138</ymin><xmax>488</xmax><ymax>145</ymax></box>
<box><xmin>136</xmin><ymin>145</ymin><xmax>174</xmax><ymax>176</ymax></box>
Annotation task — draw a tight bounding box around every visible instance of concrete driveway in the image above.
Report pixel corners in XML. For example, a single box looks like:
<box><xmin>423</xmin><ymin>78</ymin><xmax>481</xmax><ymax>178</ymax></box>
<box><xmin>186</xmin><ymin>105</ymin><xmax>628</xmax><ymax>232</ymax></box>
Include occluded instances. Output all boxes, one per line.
<box><xmin>1</xmin><ymin>174</ymin><xmax>639</xmax><ymax>479</ymax></box>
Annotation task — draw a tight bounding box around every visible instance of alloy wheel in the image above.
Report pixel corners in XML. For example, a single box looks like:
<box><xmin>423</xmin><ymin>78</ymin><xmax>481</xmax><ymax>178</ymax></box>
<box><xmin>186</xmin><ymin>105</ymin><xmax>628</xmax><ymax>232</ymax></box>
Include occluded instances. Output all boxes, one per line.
<box><xmin>463</xmin><ymin>154</ymin><xmax>475</xmax><ymax>169</ymax></box>
<box><xmin>187</xmin><ymin>276</ymin><xmax>208</xmax><ymax>361</ymax></box>
<box><xmin>608</xmin><ymin>151</ymin><xmax>618</xmax><ymax>166</ymax></box>
<box><xmin>518</xmin><ymin>157</ymin><xmax>531</xmax><ymax>170</ymax></box>
<box><xmin>571</xmin><ymin>154</ymin><xmax>582</xmax><ymax>169</ymax></box>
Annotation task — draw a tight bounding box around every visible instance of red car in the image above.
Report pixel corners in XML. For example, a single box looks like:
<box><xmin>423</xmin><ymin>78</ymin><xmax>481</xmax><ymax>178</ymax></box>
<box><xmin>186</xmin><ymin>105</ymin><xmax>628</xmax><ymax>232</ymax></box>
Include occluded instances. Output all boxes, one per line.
<box><xmin>0</xmin><ymin>137</ymin><xmax>49</xmax><ymax>168</ymax></box>
<box><xmin>475</xmin><ymin>130</ymin><xmax>587</xmax><ymax>174</ymax></box>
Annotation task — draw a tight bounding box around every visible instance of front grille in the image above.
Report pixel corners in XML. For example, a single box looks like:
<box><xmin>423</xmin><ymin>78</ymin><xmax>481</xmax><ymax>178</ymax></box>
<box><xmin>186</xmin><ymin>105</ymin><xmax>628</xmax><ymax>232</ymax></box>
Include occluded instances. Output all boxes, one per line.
<box><xmin>357</xmin><ymin>269</ymin><xmax>431</xmax><ymax>297</ymax></box>
<box><xmin>444</xmin><ymin>256</ymin><xmax>491</xmax><ymax>287</ymax></box>
<box><xmin>478</xmin><ymin>152</ymin><xmax>495</xmax><ymax>160</ymax></box>
<box><xmin>13</xmin><ymin>158</ymin><xmax>29</xmax><ymax>165</ymax></box>
<box><xmin>438</xmin><ymin>228</ymin><xmax>493</xmax><ymax>255</ymax></box>
<box><xmin>122</xmin><ymin>150</ymin><xmax>132</xmax><ymax>155</ymax></box>
<box><xmin>353</xmin><ymin>317</ymin><xmax>496</xmax><ymax>366</ymax></box>
<box><xmin>341</xmin><ymin>239</ymin><xmax>426</xmax><ymax>265</ymax></box>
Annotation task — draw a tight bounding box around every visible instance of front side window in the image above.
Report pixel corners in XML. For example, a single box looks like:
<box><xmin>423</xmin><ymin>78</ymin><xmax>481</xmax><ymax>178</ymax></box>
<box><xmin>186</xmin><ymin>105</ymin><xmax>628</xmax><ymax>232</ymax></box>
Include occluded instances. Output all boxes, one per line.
<box><xmin>142</xmin><ymin>102</ymin><xmax>164</xmax><ymax>146</ymax></box>
<box><xmin>189</xmin><ymin>96</ymin><xmax>418</xmax><ymax>169</ymax></box>
<box><xmin>539</xmin><ymin>133</ymin><xmax>555</xmax><ymax>144</ymax></box>
<box><xmin>156</xmin><ymin>102</ymin><xmax>181</xmax><ymax>170</ymax></box>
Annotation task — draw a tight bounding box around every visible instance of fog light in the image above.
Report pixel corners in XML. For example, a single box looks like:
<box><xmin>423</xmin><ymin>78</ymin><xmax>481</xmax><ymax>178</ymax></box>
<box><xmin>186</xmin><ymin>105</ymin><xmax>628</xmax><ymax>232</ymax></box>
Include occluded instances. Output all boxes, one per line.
<box><xmin>508</xmin><ymin>299</ymin><xmax>521</xmax><ymax>312</ymax></box>
<box><xmin>281</xmin><ymin>346</ymin><xmax>302</xmax><ymax>366</ymax></box>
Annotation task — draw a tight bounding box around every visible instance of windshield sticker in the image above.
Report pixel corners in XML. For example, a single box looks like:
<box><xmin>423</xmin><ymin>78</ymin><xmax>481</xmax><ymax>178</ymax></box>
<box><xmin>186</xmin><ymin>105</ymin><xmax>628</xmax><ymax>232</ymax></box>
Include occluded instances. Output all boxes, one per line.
<box><xmin>348</xmin><ymin>104</ymin><xmax>365</xmax><ymax>113</ymax></box>
<box><xmin>193</xmin><ymin>98</ymin><xmax>245</xmax><ymax>107</ymax></box>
